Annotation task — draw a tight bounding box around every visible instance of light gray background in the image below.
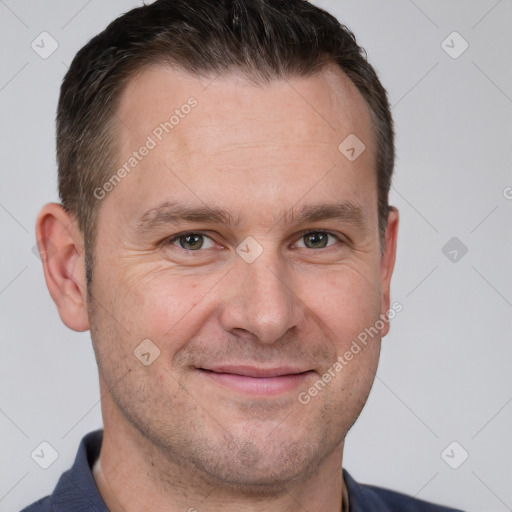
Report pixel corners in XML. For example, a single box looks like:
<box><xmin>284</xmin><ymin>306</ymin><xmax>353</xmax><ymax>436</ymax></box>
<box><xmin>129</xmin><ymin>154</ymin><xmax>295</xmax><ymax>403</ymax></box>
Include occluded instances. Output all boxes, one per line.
<box><xmin>1</xmin><ymin>1</ymin><xmax>511</xmax><ymax>511</ymax></box>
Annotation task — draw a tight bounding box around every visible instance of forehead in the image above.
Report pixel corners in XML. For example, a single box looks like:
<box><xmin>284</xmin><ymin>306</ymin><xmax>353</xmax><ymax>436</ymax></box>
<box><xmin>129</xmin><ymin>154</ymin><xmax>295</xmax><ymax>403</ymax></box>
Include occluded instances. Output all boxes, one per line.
<box><xmin>117</xmin><ymin>62</ymin><xmax>373</xmax><ymax>145</ymax></box>
<box><xmin>110</xmin><ymin>63</ymin><xmax>376</xmax><ymax>226</ymax></box>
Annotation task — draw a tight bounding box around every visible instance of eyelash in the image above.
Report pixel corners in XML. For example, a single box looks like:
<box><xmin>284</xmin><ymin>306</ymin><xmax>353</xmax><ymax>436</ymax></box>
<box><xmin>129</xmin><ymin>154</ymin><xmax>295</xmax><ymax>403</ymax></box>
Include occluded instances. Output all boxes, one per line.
<box><xmin>163</xmin><ymin>230</ymin><xmax>344</xmax><ymax>252</ymax></box>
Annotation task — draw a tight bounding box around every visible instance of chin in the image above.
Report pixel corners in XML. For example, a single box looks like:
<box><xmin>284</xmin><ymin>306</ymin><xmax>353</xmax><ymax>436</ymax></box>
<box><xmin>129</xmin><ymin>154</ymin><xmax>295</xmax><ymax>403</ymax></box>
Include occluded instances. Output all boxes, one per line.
<box><xmin>187</xmin><ymin>436</ymin><xmax>328</xmax><ymax>497</ymax></box>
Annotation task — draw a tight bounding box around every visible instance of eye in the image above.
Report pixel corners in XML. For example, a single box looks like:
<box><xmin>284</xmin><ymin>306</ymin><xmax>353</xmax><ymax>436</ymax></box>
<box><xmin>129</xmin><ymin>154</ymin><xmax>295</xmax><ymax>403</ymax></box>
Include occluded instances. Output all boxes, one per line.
<box><xmin>167</xmin><ymin>232</ymin><xmax>215</xmax><ymax>251</ymax></box>
<box><xmin>295</xmin><ymin>231</ymin><xmax>339</xmax><ymax>249</ymax></box>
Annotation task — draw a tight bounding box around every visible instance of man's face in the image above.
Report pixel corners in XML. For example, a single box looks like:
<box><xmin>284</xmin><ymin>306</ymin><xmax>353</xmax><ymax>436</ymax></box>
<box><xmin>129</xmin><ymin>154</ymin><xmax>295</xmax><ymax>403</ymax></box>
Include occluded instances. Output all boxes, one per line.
<box><xmin>87</xmin><ymin>64</ymin><xmax>396</xmax><ymax>489</ymax></box>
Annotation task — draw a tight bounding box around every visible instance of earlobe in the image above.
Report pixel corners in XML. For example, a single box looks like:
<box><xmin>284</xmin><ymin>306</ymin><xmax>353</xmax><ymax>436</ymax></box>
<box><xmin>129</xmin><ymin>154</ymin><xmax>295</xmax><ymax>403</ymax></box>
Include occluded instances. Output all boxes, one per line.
<box><xmin>379</xmin><ymin>206</ymin><xmax>399</xmax><ymax>337</ymax></box>
<box><xmin>35</xmin><ymin>203</ymin><xmax>90</xmax><ymax>332</ymax></box>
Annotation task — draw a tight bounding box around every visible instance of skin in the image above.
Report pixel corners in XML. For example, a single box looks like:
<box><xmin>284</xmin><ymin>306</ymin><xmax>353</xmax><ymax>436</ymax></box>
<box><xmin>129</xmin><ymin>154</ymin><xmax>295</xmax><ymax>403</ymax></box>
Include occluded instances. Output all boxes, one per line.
<box><xmin>36</xmin><ymin>63</ymin><xmax>399</xmax><ymax>512</ymax></box>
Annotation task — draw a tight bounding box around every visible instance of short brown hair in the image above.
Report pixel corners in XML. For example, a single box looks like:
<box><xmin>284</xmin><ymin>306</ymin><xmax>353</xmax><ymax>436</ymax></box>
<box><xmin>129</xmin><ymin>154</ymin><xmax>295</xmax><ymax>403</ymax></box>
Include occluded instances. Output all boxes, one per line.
<box><xmin>57</xmin><ymin>0</ymin><xmax>395</xmax><ymax>287</ymax></box>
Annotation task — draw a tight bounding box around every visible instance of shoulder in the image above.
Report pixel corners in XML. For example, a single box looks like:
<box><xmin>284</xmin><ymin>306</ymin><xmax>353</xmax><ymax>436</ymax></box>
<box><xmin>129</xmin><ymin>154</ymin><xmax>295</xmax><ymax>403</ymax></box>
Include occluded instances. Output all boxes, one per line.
<box><xmin>18</xmin><ymin>496</ymin><xmax>51</xmax><ymax>512</ymax></box>
<box><xmin>360</xmin><ymin>484</ymin><xmax>465</xmax><ymax>512</ymax></box>
<box><xmin>17</xmin><ymin>429</ymin><xmax>105</xmax><ymax>512</ymax></box>
<box><xmin>344</xmin><ymin>469</ymin><xmax>465</xmax><ymax>512</ymax></box>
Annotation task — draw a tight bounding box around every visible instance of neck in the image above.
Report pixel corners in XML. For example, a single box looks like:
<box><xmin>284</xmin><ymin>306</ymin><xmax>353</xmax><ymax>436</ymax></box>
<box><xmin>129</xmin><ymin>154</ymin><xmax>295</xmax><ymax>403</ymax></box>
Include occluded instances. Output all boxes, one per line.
<box><xmin>94</xmin><ymin>400</ymin><xmax>346</xmax><ymax>512</ymax></box>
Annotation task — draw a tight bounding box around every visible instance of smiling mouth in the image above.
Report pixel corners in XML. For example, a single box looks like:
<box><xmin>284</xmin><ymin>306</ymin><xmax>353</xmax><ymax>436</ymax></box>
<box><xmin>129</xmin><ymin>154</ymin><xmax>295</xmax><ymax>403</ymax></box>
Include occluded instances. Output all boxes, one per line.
<box><xmin>197</xmin><ymin>366</ymin><xmax>315</xmax><ymax>396</ymax></box>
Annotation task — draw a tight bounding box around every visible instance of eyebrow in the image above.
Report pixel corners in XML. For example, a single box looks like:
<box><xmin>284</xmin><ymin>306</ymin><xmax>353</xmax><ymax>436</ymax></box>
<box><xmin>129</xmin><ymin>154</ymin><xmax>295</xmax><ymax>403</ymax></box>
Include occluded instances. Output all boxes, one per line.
<box><xmin>133</xmin><ymin>200</ymin><xmax>368</xmax><ymax>234</ymax></box>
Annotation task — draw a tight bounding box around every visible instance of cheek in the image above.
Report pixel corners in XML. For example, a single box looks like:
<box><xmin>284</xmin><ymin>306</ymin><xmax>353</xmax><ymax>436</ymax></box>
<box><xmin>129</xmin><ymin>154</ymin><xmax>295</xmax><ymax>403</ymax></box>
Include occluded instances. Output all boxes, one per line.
<box><xmin>299</xmin><ymin>262</ymin><xmax>382</xmax><ymax>340</ymax></box>
<box><xmin>100</xmin><ymin>244</ymin><xmax>382</xmax><ymax>354</ymax></box>
<box><xmin>116</xmin><ymin>268</ymin><xmax>218</xmax><ymax>344</ymax></box>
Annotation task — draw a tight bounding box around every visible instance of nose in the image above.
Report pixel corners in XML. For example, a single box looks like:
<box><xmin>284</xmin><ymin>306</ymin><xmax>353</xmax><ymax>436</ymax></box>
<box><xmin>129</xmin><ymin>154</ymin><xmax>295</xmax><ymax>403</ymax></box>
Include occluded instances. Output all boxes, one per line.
<box><xmin>219</xmin><ymin>250</ymin><xmax>305</xmax><ymax>344</ymax></box>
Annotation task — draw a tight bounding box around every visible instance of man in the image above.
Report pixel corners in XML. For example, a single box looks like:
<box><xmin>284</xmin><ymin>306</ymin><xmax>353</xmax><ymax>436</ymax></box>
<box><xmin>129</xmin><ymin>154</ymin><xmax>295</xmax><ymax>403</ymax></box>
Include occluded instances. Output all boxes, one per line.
<box><xmin>25</xmin><ymin>0</ymin><xmax>464</xmax><ymax>511</ymax></box>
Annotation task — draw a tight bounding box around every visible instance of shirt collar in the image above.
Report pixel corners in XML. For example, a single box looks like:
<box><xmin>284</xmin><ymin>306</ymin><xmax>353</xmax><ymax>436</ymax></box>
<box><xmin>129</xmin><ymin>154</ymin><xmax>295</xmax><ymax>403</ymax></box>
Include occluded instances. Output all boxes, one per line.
<box><xmin>49</xmin><ymin>429</ymin><xmax>108</xmax><ymax>512</ymax></box>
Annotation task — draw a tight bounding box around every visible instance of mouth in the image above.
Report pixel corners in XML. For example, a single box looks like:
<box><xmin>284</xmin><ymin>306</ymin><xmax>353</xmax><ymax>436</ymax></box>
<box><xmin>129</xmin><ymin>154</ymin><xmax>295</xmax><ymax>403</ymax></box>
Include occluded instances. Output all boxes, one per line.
<box><xmin>197</xmin><ymin>366</ymin><xmax>315</xmax><ymax>396</ymax></box>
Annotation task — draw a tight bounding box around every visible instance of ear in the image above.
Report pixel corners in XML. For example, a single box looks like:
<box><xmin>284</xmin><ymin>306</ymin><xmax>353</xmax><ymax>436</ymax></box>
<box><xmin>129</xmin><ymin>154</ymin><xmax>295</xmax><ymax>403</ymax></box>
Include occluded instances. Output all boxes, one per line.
<box><xmin>379</xmin><ymin>206</ymin><xmax>399</xmax><ymax>337</ymax></box>
<box><xmin>35</xmin><ymin>203</ymin><xmax>90</xmax><ymax>332</ymax></box>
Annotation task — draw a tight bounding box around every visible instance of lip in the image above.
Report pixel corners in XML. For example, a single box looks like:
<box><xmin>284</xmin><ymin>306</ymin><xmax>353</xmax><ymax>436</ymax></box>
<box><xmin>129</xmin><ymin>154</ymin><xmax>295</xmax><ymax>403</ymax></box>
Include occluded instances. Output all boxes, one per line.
<box><xmin>198</xmin><ymin>366</ymin><xmax>314</xmax><ymax>396</ymax></box>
